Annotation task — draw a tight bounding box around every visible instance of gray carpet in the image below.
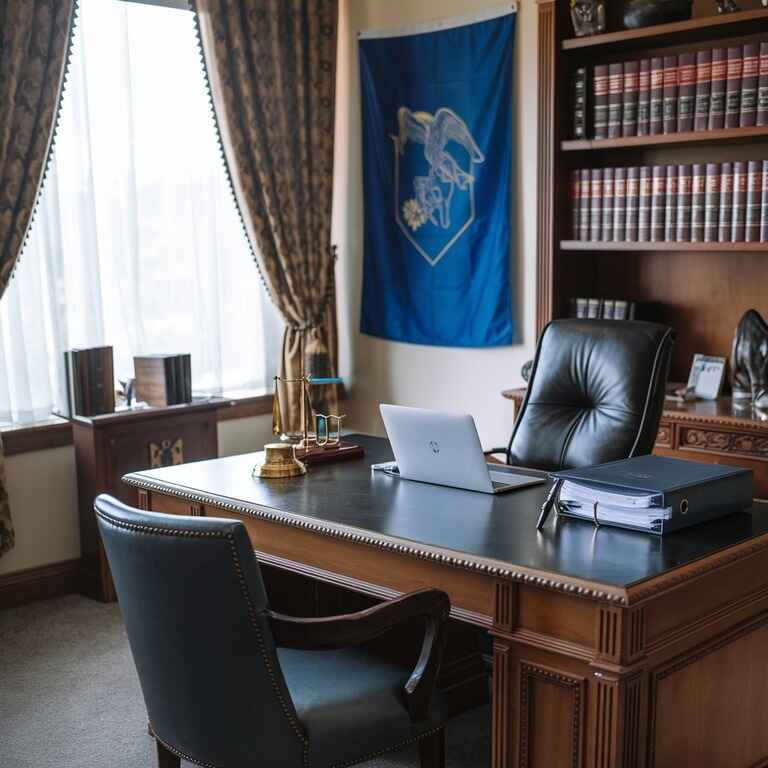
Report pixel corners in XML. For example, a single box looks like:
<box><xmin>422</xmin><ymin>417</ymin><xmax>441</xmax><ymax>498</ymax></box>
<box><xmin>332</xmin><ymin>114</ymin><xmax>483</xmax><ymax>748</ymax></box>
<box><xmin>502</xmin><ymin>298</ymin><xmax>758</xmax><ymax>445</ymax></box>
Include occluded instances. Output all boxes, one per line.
<box><xmin>0</xmin><ymin>595</ymin><xmax>490</xmax><ymax>767</ymax></box>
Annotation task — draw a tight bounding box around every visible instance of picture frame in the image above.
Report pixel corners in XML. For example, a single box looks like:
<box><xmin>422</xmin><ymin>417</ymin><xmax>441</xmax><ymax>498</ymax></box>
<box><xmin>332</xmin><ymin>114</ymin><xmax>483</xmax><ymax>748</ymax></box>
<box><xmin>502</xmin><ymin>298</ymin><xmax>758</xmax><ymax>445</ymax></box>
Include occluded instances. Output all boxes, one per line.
<box><xmin>686</xmin><ymin>354</ymin><xmax>727</xmax><ymax>401</ymax></box>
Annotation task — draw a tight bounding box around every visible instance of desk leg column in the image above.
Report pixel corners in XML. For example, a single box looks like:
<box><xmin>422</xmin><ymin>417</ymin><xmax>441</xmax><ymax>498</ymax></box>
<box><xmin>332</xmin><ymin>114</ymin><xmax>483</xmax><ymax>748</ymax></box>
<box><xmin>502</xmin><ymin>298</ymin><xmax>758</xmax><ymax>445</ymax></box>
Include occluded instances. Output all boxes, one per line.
<box><xmin>491</xmin><ymin>581</ymin><xmax>517</xmax><ymax>768</ymax></box>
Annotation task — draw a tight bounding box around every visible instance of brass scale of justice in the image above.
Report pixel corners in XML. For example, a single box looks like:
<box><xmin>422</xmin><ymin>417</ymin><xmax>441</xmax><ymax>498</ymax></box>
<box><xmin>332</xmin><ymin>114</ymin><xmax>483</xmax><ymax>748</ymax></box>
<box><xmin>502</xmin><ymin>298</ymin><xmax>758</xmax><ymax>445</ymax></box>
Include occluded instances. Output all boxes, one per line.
<box><xmin>253</xmin><ymin>373</ymin><xmax>359</xmax><ymax>478</ymax></box>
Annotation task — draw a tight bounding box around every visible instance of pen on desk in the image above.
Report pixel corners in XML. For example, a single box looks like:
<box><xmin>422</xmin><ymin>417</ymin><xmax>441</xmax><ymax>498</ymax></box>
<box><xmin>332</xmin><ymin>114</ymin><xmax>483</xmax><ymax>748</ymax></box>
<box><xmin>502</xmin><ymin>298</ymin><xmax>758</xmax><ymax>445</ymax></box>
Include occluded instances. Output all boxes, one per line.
<box><xmin>536</xmin><ymin>479</ymin><xmax>562</xmax><ymax>531</ymax></box>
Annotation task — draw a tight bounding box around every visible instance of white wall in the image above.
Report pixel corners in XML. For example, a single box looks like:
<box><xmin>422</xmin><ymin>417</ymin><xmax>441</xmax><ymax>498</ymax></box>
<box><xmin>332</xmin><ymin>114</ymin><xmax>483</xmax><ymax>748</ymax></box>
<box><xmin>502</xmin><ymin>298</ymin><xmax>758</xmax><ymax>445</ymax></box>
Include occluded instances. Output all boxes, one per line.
<box><xmin>333</xmin><ymin>0</ymin><xmax>538</xmax><ymax>449</ymax></box>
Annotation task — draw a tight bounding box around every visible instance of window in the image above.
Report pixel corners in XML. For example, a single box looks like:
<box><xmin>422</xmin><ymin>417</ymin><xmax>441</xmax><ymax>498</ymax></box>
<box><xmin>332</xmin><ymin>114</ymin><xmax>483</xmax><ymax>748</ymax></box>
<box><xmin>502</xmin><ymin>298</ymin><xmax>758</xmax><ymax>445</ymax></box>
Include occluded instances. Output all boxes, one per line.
<box><xmin>0</xmin><ymin>0</ymin><xmax>281</xmax><ymax>424</ymax></box>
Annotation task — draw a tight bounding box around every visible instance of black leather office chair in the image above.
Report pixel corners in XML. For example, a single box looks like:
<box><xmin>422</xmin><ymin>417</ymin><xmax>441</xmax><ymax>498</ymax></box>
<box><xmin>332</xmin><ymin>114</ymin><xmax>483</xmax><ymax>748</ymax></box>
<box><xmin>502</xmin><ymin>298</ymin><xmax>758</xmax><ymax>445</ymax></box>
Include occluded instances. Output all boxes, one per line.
<box><xmin>490</xmin><ymin>319</ymin><xmax>674</xmax><ymax>470</ymax></box>
<box><xmin>94</xmin><ymin>495</ymin><xmax>450</xmax><ymax>768</ymax></box>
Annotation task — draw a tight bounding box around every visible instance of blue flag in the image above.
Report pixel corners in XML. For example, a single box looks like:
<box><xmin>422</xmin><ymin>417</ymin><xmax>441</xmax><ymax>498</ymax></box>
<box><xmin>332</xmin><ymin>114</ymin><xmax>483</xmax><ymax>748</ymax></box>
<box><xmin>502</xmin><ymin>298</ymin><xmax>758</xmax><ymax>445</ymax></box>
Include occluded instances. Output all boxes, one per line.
<box><xmin>359</xmin><ymin>9</ymin><xmax>515</xmax><ymax>347</ymax></box>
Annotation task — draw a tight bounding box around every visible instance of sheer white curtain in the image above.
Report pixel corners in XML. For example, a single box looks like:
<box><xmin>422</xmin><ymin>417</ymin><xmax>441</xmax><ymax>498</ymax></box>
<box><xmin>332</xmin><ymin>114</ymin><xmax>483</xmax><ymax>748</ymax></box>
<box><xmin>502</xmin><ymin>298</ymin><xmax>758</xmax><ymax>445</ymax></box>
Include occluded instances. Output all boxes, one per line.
<box><xmin>0</xmin><ymin>0</ymin><xmax>281</xmax><ymax>424</ymax></box>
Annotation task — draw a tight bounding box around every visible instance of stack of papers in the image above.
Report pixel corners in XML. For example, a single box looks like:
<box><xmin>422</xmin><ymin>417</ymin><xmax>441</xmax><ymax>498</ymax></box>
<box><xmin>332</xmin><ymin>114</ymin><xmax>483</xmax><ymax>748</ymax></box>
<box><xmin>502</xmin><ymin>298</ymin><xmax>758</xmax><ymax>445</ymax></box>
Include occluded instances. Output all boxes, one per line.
<box><xmin>558</xmin><ymin>480</ymin><xmax>673</xmax><ymax>533</ymax></box>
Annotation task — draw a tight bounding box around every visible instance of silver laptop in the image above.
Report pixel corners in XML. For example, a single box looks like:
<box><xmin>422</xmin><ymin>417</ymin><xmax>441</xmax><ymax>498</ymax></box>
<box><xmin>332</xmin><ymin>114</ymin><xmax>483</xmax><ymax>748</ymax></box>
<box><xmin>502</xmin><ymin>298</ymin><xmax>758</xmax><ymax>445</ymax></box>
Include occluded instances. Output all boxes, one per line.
<box><xmin>379</xmin><ymin>404</ymin><xmax>547</xmax><ymax>494</ymax></box>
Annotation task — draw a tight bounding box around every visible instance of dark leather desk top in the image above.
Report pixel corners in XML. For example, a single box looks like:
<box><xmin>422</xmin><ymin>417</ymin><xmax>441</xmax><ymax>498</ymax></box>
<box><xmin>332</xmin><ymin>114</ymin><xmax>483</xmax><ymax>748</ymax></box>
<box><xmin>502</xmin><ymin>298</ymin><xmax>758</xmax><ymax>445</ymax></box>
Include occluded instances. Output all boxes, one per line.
<box><xmin>125</xmin><ymin>434</ymin><xmax>768</xmax><ymax>591</ymax></box>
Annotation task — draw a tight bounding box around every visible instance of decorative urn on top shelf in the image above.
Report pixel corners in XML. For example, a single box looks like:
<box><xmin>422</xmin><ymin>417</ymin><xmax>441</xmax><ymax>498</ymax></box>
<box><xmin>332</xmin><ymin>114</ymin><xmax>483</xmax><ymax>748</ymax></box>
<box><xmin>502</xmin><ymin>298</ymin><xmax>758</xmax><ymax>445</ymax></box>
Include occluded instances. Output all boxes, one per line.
<box><xmin>622</xmin><ymin>0</ymin><xmax>693</xmax><ymax>28</ymax></box>
<box><xmin>570</xmin><ymin>0</ymin><xmax>606</xmax><ymax>36</ymax></box>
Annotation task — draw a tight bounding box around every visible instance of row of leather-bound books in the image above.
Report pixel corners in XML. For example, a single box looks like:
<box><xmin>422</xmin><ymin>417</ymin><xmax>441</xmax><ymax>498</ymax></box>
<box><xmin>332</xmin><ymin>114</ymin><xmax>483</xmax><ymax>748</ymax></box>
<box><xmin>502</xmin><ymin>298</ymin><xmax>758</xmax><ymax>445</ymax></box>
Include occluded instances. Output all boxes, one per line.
<box><xmin>573</xmin><ymin>42</ymin><xmax>768</xmax><ymax>140</ymax></box>
<box><xmin>571</xmin><ymin>162</ymin><xmax>768</xmax><ymax>243</ymax></box>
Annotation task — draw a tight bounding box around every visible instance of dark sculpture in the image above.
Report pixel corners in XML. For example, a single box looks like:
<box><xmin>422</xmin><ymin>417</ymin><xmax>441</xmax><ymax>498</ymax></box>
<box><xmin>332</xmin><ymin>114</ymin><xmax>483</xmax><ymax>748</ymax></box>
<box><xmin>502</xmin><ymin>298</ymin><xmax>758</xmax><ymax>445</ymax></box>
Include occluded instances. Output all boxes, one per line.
<box><xmin>731</xmin><ymin>309</ymin><xmax>768</xmax><ymax>412</ymax></box>
<box><xmin>570</xmin><ymin>0</ymin><xmax>606</xmax><ymax>37</ymax></box>
<box><xmin>623</xmin><ymin>0</ymin><xmax>693</xmax><ymax>28</ymax></box>
<box><xmin>716</xmin><ymin>0</ymin><xmax>741</xmax><ymax>12</ymax></box>
<box><xmin>521</xmin><ymin>359</ymin><xmax>533</xmax><ymax>383</ymax></box>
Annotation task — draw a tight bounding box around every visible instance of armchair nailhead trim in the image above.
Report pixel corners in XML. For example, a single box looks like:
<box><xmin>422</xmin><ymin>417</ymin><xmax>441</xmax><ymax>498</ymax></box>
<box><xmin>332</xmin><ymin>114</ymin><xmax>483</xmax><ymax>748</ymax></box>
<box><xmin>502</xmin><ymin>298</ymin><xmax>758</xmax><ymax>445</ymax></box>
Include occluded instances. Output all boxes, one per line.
<box><xmin>95</xmin><ymin>509</ymin><xmax>310</xmax><ymax>768</ymax></box>
<box><xmin>330</xmin><ymin>726</ymin><xmax>444</xmax><ymax>768</ymax></box>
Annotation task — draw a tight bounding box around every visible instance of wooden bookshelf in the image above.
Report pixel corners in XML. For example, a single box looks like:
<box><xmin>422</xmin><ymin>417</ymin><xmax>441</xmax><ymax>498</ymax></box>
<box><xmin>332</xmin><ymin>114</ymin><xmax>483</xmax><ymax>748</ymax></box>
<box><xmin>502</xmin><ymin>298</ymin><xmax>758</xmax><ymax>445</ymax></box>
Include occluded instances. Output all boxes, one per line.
<box><xmin>560</xmin><ymin>239</ymin><xmax>768</xmax><ymax>251</ymax></box>
<box><xmin>562</xmin><ymin>124</ymin><xmax>768</xmax><ymax>151</ymax></box>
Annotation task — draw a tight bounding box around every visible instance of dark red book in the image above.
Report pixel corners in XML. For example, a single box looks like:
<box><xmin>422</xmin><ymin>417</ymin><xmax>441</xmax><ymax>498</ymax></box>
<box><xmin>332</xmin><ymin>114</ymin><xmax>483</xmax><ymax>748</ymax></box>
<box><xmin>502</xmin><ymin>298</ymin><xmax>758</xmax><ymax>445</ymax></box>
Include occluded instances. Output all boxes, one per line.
<box><xmin>709</xmin><ymin>48</ymin><xmax>727</xmax><ymax>130</ymax></box>
<box><xmin>572</xmin><ymin>170</ymin><xmax>581</xmax><ymax>239</ymax></box>
<box><xmin>694</xmin><ymin>49</ymin><xmax>712</xmax><ymax>132</ymax></box>
<box><xmin>662</xmin><ymin>55</ymin><xmax>678</xmax><ymax>134</ymax></box>
<box><xmin>602</xmin><ymin>167</ymin><xmax>614</xmax><ymax>241</ymax></box>
<box><xmin>725</xmin><ymin>46</ymin><xmax>743</xmax><ymax>129</ymax></box>
<box><xmin>650</xmin><ymin>166</ymin><xmax>666</xmax><ymax>241</ymax></box>
<box><xmin>745</xmin><ymin>159</ymin><xmax>762</xmax><ymax>242</ymax></box>
<box><xmin>650</xmin><ymin>57</ymin><xmax>665</xmax><ymax>135</ymax></box>
<box><xmin>608</xmin><ymin>62</ymin><xmax>624</xmax><ymax>139</ymax></box>
<box><xmin>740</xmin><ymin>43</ymin><xmax>759</xmax><ymax>128</ymax></box>
<box><xmin>757</xmin><ymin>42</ymin><xmax>768</xmax><ymax>127</ymax></box>
<box><xmin>593</xmin><ymin>64</ymin><xmax>609</xmax><ymax>139</ymax></box>
<box><xmin>622</xmin><ymin>61</ymin><xmax>640</xmax><ymax>137</ymax></box>
<box><xmin>613</xmin><ymin>167</ymin><xmax>627</xmax><ymax>241</ymax></box>
<box><xmin>718</xmin><ymin>162</ymin><xmax>734</xmax><ymax>243</ymax></box>
<box><xmin>732</xmin><ymin>161</ymin><xmax>747</xmax><ymax>241</ymax></box>
<box><xmin>677</xmin><ymin>52</ymin><xmax>696</xmax><ymax>133</ymax></box>
<box><xmin>665</xmin><ymin>164</ymin><xmax>677</xmax><ymax>242</ymax></box>
<box><xmin>761</xmin><ymin>160</ymin><xmax>768</xmax><ymax>242</ymax></box>
<box><xmin>676</xmin><ymin>164</ymin><xmax>692</xmax><ymax>242</ymax></box>
<box><xmin>626</xmin><ymin>167</ymin><xmax>640</xmax><ymax>241</ymax></box>
<box><xmin>637</xmin><ymin>59</ymin><xmax>651</xmax><ymax>136</ymax></box>
<box><xmin>703</xmin><ymin>163</ymin><xmax>721</xmax><ymax>243</ymax></box>
<box><xmin>638</xmin><ymin>166</ymin><xmax>652</xmax><ymax>242</ymax></box>
<box><xmin>579</xmin><ymin>168</ymin><xmax>591</xmax><ymax>240</ymax></box>
<box><xmin>690</xmin><ymin>163</ymin><xmax>706</xmax><ymax>242</ymax></box>
<box><xmin>590</xmin><ymin>168</ymin><xmax>603</xmax><ymax>241</ymax></box>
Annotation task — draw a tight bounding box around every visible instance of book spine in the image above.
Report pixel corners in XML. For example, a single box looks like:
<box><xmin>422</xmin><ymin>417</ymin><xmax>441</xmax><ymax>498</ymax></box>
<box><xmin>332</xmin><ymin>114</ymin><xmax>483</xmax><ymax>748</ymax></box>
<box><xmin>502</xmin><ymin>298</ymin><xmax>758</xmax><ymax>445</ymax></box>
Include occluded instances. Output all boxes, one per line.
<box><xmin>602</xmin><ymin>167</ymin><xmax>614</xmax><ymax>242</ymax></box>
<box><xmin>677</xmin><ymin>52</ymin><xmax>696</xmax><ymax>133</ymax></box>
<box><xmin>594</xmin><ymin>64</ymin><xmax>609</xmax><ymax>140</ymax></box>
<box><xmin>614</xmin><ymin>300</ymin><xmax>629</xmax><ymax>320</ymax></box>
<box><xmin>703</xmin><ymin>162</ymin><xmax>721</xmax><ymax>243</ymax></box>
<box><xmin>590</xmin><ymin>168</ymin><xmax>603</xmax><ymax>241</ymax></box>
<box><xmin>690</xmin><ymin>163</ymin><xmax>706</xmax><ymax>242</ymax></box>
<box><xmin>638</xmin><ymin>166</ymin><xmax>652</xmax><ymax>242</ymax></box>
<box><xmin>572</xmin><ymin>170</ymin><xmax>581</xmax><ymax>239</ymax></box>
<box><xmin>587</xmin><ymin>298</ymin><xmax>601</xmax><ymax>319</ymax></box>
<box><xmin>676</xmin><ymin>164</ymin><xmax>692</xmax><ymax>242</ymax></box>
<box><xmin>709</xmin><ymin>48</ymin><xmax>727</xmax><ymax>130</ymax></box>
<box><xmin>650</xmin><ymin>166</ymin><xmax>666</xmax><ymax>242</ymax></box>
<box><xmin>602</xmin><ymin>299</ymin><xmax>615</xmax><ymax>319</ymax></box>
<box><xmin>608</xmin><ymin>62</ymin><xmax>624</xmax><ymax>139</ymax></box>
<box><xmin>664</xmin><ymin>164</ymin><xmax>677</xmax><ymax>242</ymax></box>
<box><xmin>745</xmin><ymin>159</ymin><xmax>762</xmax><ymax>242</ymax></box>
<box><xmin>694</xmin><ymin>49</ymin><xmax>712</xmax><ymax>132</ymax></box>
<box><xmin>725</xmin><ymin>46</ymin><xmax>743</xmax><ymax>129</ymax></box>
<box><xmin>650</xmin><ymin>57</ymin><xmax>664</xmax><ymax>135</ymax></box>
<box><xmin>573</xmin><ymin>67</ymin><xmax>588</xmax><ymax>139</ymax></box>
<box><xmin>613</xmin><ymin>167</ymin><xmax>626</xmax><ymax>241</ymax></box>
<box><xmin>579</xmin><ymin>168</ymin><xmax>591</xmax><ymax>240</ymax></box>
<box><xmin>758</xmin><ymin>42</ymin><xmax>768</xmax><ymax>127</ymax></box>
<box><xmin>761</xmin><ymin>160</ymin><xmax>768</xmax><ymax>242</ymax></box>
<box><xmin>662</xmin><ymin>55</ymin><xmax>678</xmax><ymax>134</ymax></box>
<box><xmin>732</xmin><ymin>161</ymin><xmax>747</xmax><ymax>242</ymax></box>
<box><xmin>740</xmin><ymin>43</ymin><xmax>759</xmax><ymax>128</ymax></box>
<box><xmin>718</xmin><ymin>162</ymin><xmax>734</xmax><ymax>243</ymax></box>
<box><xmin>622</xmin><ymin>61</ymin><xmax>639</xmax><ymax>137</ymax></box>
<box><xmin>626</xmin><ymin>167</ymin><xmax>640</xmax><ymax>241</ymax></box>
<box><xmin>637</xmin><ymin>59</ymin><xmax>651</xmax><ymax>136</ymax></box>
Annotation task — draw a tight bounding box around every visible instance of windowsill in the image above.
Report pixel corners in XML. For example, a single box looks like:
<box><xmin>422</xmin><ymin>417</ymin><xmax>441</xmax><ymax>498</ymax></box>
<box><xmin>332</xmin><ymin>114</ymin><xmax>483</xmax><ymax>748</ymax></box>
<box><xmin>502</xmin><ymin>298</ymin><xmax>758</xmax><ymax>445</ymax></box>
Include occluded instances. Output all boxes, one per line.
<box><xmin>0</xmin><ymin>389</ymin><xmax>275</xmax><ymax>456</ymax></box>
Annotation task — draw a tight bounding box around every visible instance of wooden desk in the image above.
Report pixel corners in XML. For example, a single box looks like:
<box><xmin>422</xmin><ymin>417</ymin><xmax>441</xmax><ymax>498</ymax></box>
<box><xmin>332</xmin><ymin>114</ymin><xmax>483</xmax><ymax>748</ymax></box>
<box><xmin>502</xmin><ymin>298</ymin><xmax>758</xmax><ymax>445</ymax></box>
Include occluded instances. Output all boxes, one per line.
<box><xmin>124</xmin><ymin>434</ymin><xmax>768</xmax><ymax>768</ymax></box>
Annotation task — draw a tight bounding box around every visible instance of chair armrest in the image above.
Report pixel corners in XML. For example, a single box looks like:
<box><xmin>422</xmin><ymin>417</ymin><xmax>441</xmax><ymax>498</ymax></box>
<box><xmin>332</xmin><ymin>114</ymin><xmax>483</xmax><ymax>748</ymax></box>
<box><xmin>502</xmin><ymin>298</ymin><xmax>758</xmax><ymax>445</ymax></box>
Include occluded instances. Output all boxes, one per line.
<box><xmin>483</xmin><ymin>447</ymin><xmax>508</xmax><ymax>464</ymax></box>
<box><xmin>268</xmin><ymin>587</ymin><xmax>451</xmax><ymax>722</ymax></box>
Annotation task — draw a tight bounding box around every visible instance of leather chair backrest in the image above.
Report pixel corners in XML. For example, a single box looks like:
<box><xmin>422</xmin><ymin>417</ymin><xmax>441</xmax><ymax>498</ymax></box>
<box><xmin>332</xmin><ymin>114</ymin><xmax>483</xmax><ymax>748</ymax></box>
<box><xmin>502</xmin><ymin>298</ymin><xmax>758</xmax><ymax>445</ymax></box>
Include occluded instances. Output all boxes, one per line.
<box><xmin>508</xmin><ymin>319</ymin><xmax>674</xmax><ymax>471</ymax></box>
<box><xmin>95</xmin><ymin>495</ymin><xmax>306</xmax><ymax>768</ymax></box>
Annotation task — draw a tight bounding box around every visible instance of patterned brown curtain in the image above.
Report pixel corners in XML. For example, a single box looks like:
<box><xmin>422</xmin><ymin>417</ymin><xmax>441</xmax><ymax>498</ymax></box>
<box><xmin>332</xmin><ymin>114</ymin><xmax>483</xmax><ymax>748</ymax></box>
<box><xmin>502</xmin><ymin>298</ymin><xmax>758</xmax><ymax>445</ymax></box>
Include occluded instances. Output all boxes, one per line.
<box><xmin>193</xmin><ymin>0</ymin><xmax>338</xmax><ymax>434</ymax></box>
<box><xmin>0</xmin><ymin>0</ymin><xmax>76</xmax><ymax>555</ymax></box>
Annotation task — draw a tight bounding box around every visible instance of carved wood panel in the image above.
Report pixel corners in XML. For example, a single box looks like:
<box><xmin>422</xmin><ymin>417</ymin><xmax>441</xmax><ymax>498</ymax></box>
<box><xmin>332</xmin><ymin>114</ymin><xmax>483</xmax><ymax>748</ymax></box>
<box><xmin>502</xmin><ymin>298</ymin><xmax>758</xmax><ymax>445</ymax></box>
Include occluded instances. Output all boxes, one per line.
<box><xmin>519</xmin><ymin>661</ymin><xmax>585</xmax><ymax>768</ymax></box>
<box><xmin>655</xmin><ymin>423</ymin><xmax>672</xmax><ymax>449</ymax></box>
<box><xmin>679</xmin><ymin>426</ymin><xmax>768</xmax><ymax>460</ymax></box>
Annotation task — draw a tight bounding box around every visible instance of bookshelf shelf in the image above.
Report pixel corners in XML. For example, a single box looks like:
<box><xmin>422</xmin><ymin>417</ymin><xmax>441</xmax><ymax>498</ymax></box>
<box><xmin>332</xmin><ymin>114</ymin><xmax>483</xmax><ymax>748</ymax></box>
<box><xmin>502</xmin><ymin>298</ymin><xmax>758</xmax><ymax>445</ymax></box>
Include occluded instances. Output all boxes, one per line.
<box><xmin>560</xmin><ymin>240</ymin><xmax>768</xmax><ymax>252</ymax></box>
<box><xmin>561</xmin><ymin>8</ymin><xmax>768</xmax><ymax>52</ymax></box>
<box><xmin>562</xmin><ymin>125</ymin><xmax>768</xmax><ymax>152</ymax></box>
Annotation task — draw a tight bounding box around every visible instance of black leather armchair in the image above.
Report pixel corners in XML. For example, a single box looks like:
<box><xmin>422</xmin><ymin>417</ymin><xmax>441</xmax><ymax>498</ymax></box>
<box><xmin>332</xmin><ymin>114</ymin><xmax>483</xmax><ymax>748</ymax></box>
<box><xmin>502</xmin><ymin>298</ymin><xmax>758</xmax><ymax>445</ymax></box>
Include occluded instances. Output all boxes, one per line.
<box><xmin>489</xmin><ymin>319</ymin><xmax>674</xmax><ymax>470</ymax></box>
<box><xmin>94</xmin><ymin>495</ymin><xmax>450</xmax><ymax>768</ymax></box>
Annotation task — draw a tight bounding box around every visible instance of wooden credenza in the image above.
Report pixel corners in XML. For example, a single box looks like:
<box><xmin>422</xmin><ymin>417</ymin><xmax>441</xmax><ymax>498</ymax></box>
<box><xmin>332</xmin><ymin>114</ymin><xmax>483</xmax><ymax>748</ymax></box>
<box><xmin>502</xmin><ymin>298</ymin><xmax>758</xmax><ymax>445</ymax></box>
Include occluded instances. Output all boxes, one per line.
<box><xmin>73</xmin><ymin>401</ymin><xmax>219</xmax><ymax>601</ymax></box>
<box><xmin>502</xmin><ymin>389</ymin><xmax>768</xmax><ymax>499</ymax></box>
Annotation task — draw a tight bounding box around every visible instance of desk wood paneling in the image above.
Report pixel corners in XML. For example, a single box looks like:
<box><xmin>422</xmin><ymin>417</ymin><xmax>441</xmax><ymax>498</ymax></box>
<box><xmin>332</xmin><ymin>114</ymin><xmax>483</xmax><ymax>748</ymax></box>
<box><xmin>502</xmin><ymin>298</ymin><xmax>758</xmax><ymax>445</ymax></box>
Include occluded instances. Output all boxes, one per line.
<box><xmin>128</xmin><ymin>436</ymin><xmax>768</xmax><ymax>768</ymax></box>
